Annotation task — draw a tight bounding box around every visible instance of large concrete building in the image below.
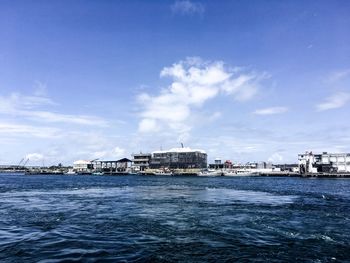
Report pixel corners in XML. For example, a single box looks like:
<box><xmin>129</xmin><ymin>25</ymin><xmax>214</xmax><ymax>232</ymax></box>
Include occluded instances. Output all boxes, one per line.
<box><xmin>298</xmin><ymin>151</ymin><xmax>350</xmax><ymax>174</ymax></box>
<box><xmin>131</xmin><ymin>153</ymin><xmax>152</xmax><ymax>171</ymax></box>
<box><xmin>149</xmin><ymin>147</ymin><xmax>207</xmax><ymax>169</ymax></box>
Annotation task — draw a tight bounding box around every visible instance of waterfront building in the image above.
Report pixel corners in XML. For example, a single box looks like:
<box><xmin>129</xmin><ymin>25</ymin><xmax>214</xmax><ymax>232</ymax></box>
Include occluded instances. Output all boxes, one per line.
<box><xmin>298</xmin><ymin>151</ymin><xmax>350</xmax><ymax>174</ymax></box>
<box><xmin>73</xmin><ymin>160</ymin><xmax>93</xmax><ymax>172</ymax></box>
<box><xmin>73</xmin><ymin>158</ymin><xmax>132</xmax><ymax>173</ymax></box>
<box><xmin>257</xmin><ymin>162</ymin><xmax>273</xmax><ymax>169</ymax></box>
<box><xmin>149</xmin><ymin>147</ymin><xmax>207</xmax><ymax>169</ymax></box>
<box><xmin>224</xmin><ymin>160</ymin><xmax>233</xmax><ymax>169</ymax></box>
<box><xmin>93</xmin><ymin>158</ymin><xmax>132</xmax><ymax>173</ymax></box>
<box><xmin>209</xmin><ymin>158</ymin><xmax>224</xmax><ymax>169</ymax></box>
<box><xmin>131</xmin><ymin>153</ymin><xmax>152</xmax><ymax>171</ymax></box>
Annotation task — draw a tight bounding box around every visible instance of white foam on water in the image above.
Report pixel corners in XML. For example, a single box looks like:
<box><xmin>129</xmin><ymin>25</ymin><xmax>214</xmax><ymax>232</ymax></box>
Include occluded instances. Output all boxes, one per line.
<box><xmin>0</xmin><ymin>186</ymin><xmax>132</xmax><ymax>198</ymax></box>
<box><xmin>203</xmin><ymin>187</ymin><xmax>297</xmax><ymax>205</ymax></box>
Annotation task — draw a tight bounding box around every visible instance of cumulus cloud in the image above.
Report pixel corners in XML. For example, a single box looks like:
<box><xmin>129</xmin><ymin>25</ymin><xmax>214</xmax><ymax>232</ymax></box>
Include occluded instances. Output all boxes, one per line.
<box><xmin>137</xmin><ymin>57</ymin><xmax>268</xmax><ymax>140</ymax></box>
<box><xmin>253</xmin><ymin>106</ymin><xmax>288</xmax><ymax>115</ymax></box>
<box><xmin>171</xmin><ymin>0</ymin><xmax>205</xmax><ymax>15</ymax></box>
<box><xmin>316</xmin><ymin>92</ymin><xmax>350</xmax><ymax>111</ymax></box>
<box><xmin>0</xmin><ymin>92</ymin><xmax>108</xmax><ymax>127</ymax></box>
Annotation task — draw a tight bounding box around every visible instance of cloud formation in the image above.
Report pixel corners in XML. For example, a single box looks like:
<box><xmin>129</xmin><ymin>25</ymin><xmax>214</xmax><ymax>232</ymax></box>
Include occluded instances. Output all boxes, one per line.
<box><xmin>91</xmin><ymin>146</ymin><xmax>126</xmax><ymax>160</ymax></box>
<box><xmin>25</xmin><ymin>153</ymin><xmax>44</xmax><ymax>162</ymax></box>
<box><xmin>0</xmin><ymin>92</ymin><xmax>108</xmax><ymax>127</ymax></box>
<box><xmin>253</xmin><ymin>106</ymin><xmax>288</xmax><ymax>115</ymax></box>
<box><xmin>171</xmin><ymin>0</ymin><xmax>205</xmax><ymax>15</ymax></box>
<box><xmin>328</xmin><ymin>69</ymin><xmax>350</xmax><ymax>83</ymax></box>
<box><xmin>137</xmin><ymin>57</ymin><xmax>267</xmax><ymax>140</ymax></box>
<box><xmin>316</xmin><ymin>92</ymin><xmax>350</xmax><ymax>111</ymax></box>
<box><xmin>0</xmin><ymin>122</ymin><xmax>61</xmax><ymax>138</ymax></box>
<box><xmin>268</xmin><ymin>153</ymin><xmax>283</xmax><ymax>163</ymax></box>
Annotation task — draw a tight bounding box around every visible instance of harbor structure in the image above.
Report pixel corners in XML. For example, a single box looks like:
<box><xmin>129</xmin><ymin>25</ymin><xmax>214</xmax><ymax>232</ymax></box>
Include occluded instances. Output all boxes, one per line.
<box><xmin>73</xmin><ymin>160</ymin><xmax>94</xmax><ymax>172</ymax></box>
<box><xmin>73</xmin><ymin>158</ymin><xmax>132</xmax><ymax>173</ymax></box>
<box><xmin>149</xmin><ymin>147</ymin><xmax>207</xmax><ymax>169</ymax></box>
<box><xmin>298</xmin><ymin>151</ymin><xmax>350</xmax><ymax>174</ymax></box>
<box><xmin>93</xmin><ymin>158</ymin><xmax>132</xmax><ymax>173</ymax></box>
<box><xmin>209</xmin><ymin>158</ymin><xmax>224</xmax><ymax>169</ymax></box>
<box><xmin>131</xmin><ymin>153</ymin><xmax>152</xmax><ymax>172</ymax></box>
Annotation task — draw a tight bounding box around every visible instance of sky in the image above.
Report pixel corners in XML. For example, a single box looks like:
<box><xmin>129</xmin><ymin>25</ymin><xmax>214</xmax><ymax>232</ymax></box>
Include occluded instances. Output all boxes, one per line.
<box><xmin>0</xmin><ymin>0</ymin><xmax>350</xmax><ymax>165</ymax></box>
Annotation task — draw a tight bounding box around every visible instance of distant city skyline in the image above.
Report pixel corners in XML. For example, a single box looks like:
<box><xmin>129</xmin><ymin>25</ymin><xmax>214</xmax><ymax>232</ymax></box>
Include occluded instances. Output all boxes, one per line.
<box><xmin>0</xmin><ymin>0</ymin><xmax>349</xmax><ymax>165</ymax></box>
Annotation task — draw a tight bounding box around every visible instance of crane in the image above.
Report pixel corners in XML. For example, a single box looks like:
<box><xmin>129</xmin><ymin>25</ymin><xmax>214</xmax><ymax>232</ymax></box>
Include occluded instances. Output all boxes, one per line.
<box><xmin>17</xmin><ymin>158</ymin><xmax>24</xmax><ymax>167</ymax></box>
<box><xmin>23</xmin><ymin>159</ymin><xmax>29</xmax><ymax>167</ymax></box>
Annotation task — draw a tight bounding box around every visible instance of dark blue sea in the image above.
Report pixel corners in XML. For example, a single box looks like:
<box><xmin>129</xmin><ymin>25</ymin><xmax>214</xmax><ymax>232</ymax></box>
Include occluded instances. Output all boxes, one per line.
<box><xmin>0</xmin><ymin>173</ymin><xmax>349</xmax><ymax>262</ymax></box>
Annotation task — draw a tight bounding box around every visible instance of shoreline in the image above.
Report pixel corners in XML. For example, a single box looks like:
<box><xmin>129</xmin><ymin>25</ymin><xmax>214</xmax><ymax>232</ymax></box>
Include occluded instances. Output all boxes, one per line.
<box><xmin>2</xmin><ymin>171</ymin><xmax>350</xmax><ymax>178</ymax></box>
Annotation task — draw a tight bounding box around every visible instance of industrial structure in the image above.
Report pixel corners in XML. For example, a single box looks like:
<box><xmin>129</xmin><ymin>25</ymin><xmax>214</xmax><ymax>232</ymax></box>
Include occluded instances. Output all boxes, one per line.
<box><xmin>298</xmin><ymin>151</ymin><xmax>350</xmax><ymax>174</ymax></box>
<box><xmin>73</xmin><ymin>158</ymin><xmax>132</xmax><ymax>173</ymax></box>
<box><xmin>149</xmin><ymin>147</ymin><xmax>207</xmax><ymax>169</ymax></box>
<box><xmin>73</xmin><ymin>160</ymin><xmax>94</xmax><ymax>172</ymax></box>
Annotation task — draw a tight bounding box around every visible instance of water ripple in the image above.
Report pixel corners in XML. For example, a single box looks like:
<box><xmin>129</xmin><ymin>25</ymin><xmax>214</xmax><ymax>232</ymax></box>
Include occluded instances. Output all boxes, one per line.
<box><xmin>0</xmin><ymin>174</ymin><xmax>349</xmax><ymax>262</ymax></box>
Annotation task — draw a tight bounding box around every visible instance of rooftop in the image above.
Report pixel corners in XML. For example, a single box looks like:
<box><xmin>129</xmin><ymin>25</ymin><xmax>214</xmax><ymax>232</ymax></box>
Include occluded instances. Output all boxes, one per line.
<box><xmin>152</xmin><ymin>147</ymin><xmax>206</xmax><ymax>154</ymax></box>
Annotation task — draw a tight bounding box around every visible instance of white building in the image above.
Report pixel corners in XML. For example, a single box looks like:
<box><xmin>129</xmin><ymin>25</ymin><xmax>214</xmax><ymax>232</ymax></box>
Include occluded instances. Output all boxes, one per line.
<box><xmin>298</xmin><ymin>152</ymin><xmax>350</xmax><ymax>174</ymax></box>
<box><xmin>73</xmin><ymin>160</ymin><xmax>93</xmax><ymax>172</ymax></box>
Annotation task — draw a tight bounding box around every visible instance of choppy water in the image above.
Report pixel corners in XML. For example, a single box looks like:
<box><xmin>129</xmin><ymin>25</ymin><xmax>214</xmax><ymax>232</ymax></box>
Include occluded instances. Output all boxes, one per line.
<box><xmin>0</xmin><ymin>174</ymin><xmax>349</xmax><ymax>262</ymax></box>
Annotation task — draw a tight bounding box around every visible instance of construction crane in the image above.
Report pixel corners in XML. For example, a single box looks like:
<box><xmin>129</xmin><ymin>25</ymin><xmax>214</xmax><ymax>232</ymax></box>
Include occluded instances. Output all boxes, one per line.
<box><xmin>17</xmin><ymin>158</ymin><xmax>24</xmax><ymax>167</ymax></box>
<box><xmin>23</xmin><ymin>159</ymin><xmax>29</xmax><ymax>167</ymax></box>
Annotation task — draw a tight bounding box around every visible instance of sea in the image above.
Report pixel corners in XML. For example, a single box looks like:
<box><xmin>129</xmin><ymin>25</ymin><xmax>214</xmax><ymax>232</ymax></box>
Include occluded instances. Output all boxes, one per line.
<box><xmin>0</xmin><ymin>173</ymin><xmax>349</xmax><ymax>262</ymax></box>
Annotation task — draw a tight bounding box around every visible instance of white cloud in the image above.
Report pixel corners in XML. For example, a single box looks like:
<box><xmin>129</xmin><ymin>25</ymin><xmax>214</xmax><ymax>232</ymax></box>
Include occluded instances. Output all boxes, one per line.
<box><xmin>0</xmin><ymin>92</ymin><xmax>108</xmax><ymax>127</ymax></box>
<box><xmin>316</xmin><ymin>92</ymin><xmax>350</xmax><ymax>111</ymax></box>
<box><xmin>171</xmin><ymin>0</ymin><xmax>205</xmax><ymax>15</ymax></box>
<box><xmin>137</xmin><ymin>57</ymin><xmax>267</xmax><ymax>140</ymax></box>
<box><xmin>253</xmin><ymin>106</ymin><xmax>288</xmax><ymax>115</ymax></box>
<box><xmin>91</xmin><ymin>146</ymin><xmax>126</xmax><ymax>160</ymax></box>
<box><xmin>0</xmin><ymin>93</ymin><xmax>56</xmax><ymax>112</ymax></box>
<box><xmin>113</xmin><ymin>147</ymin><xmax>126</xmax><ymax>158</ymax></box>
<box><xmin>0</xmin><ymin>122</ymin><xmax>61</xmax><ymax>138</ymax></box>
<box><xmin>22</xmin><ymin>110</ymin><xmax>108</xmax><ymax>126</ymax></box>
<box><xmin>25</xmin><ymin>153</ymin><xmax>44</xmax><ymax>162</ymax></box>
<box><xmin>208</xmin><ymin>111</ymin><xmax>222</xmax><ymax>121</ymax></box>
<box><xmin>328</xmin><ymin>69</ymin><xmax>350</xmax><ymax>83</ymax></box>
<box><xmin>138</xmin><ymin>118</ymin><xmax>159</xmax><ymax>133</ymax></box>
<box><xmin>33</xmin><ymin>81</ymin><xmax>48</xmax><ymax>96</ymax></box>
<box><xmin>268</xmin><ymin>153</ymin><xmax>283</xmax><ymax>163</ymax></box>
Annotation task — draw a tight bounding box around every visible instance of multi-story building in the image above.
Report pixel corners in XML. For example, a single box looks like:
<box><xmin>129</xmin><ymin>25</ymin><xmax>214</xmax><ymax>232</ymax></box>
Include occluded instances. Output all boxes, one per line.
<box><xmin>131</xmin><ymin>153</ymin><xmax>152</xmax><ymax>171</ymax></box>
<box><xmin>298</xmin><ymin>151</ymin><xmax>350</xmax><ymax>174</ymax></box>
<box><xmin>73</xmin><ymin>160</ymin><xmax>93</xmax><ymax>172</ymax></box>
<box><xmin>149</xmin><ymin>147</ymin><xmax>207</xmax><ymax>169</ymax></box>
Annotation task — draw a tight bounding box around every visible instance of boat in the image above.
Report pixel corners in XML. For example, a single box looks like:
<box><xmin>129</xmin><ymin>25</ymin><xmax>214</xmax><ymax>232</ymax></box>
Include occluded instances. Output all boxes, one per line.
<box><xmin>198</xmin><ymin>169</ymin><xmax>224</xmax><ymax>176</ymax></box>
<box><xmin>153</xmin><ymin>171</ymin><xmax>173</xmax><ymax>176</ymax></box>
<box><xmin>225</xmin><ymin>169</ymin><xmax>259</xmax><ymax>176</ymax></box>
<box><xmin>64</xmin><ymin>169</ymin><xmax>76</xmax><ymax>175</ymax></box>
<box><xmin>92</xmin><ymin>172</ymin><xmax>105</xmax><ymax>176</ymax></box>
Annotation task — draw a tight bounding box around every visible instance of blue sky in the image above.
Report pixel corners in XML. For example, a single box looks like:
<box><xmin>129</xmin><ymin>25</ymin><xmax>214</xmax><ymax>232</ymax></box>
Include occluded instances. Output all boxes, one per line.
<box><xmin>0</xmin><ymin>0</ymin><xmax>350</xmax><ymax>165</ymax></box>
